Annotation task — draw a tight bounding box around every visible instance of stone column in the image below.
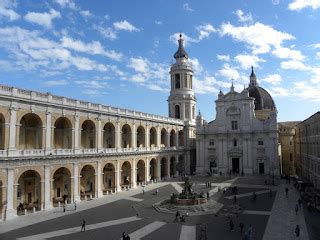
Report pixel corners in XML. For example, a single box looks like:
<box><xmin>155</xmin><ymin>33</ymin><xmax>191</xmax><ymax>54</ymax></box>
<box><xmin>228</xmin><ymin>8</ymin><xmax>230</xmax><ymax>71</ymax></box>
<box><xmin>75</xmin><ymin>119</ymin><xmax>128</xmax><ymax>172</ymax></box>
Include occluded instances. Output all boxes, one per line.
<box><xmin>131</xmin><ymin>159</ymin><xmax>137</xmax><ymax>188</ymax></box>
<box><xmin>181</xmin><ymin>103</ymin><xmax>185</xmax><ymax>120</ymax></box>
<box><xmin>156</xmin><ymin>126</ymin><xmax>161</xmax><ymax>147</ymax></box>
<box><xmin>146</xmin><ymin>125</ymin><xmax>150</xmax><ymax>147</ymax></box>
<box><xmin>74</xmin><ymin>115</ymin><xmax>80</xmax><ymax>153</ymax></box>
<box><xmin>44</xmin><ymin>165</ymin><xmax>52</xmax><ymax>209</ymax></box>
<box><xmin>131</xmin><ymin>123</ymin><xmax>136</xmax><ymax>148</ymax></box>
<box><xmin>115</xmin><ymin>121</ymin><xmax>120</xmax><ymax>149</ymax></box>
<box><xmin>6</xmin><ymin>168</ymin><xmax>16</xmax><ymax>220</ymax></box>
<box><xmin>8</xmin><ymin>107</ymin><xmax>17</xmax><ymax>153</ymax></box>
<box><xmin>73</xmin><ymin>163</ymin><xmax>80</xmax><ymax>202</ymax></box>
<box><xmin>115</xmin><ymin>161</ymin><xmax>121</xmax><ymax>192</ymax></box>
<box><xmin>166</xmin><ymin>131</ymin><xmax>170</xmax><ymax>147</ymax></box>
<box><xmin>45</xmin><ymin>111</ymin><xmax>52</xmax><ymax>152</ymax></box>
<box><xmin>156</xmin><ymin>158</ymin><xmax>161</xmax><ymax>180</ymax></box>
<box><xmin>96</xmin><ymin>118</ymin><xmax>102</xmax><ymax>151</ymax></box>
<box><xmin>96</xmin><ymin>161</ymin><xmax>103</xmax><ymax>197</ymax></box>
<box><xmin>175</xmin><ymin>131</ymin><xmax>179</xmax><ymax>147</ymax></box>
<box><xmin>146</xmin><ymin>158</ymin><xmax>150</xmax><ymax>182</ymax></box>
<box><xmin>167</xmin><ymin>157</ymin><xmax>171</xmax><ymax>178</ymax></box>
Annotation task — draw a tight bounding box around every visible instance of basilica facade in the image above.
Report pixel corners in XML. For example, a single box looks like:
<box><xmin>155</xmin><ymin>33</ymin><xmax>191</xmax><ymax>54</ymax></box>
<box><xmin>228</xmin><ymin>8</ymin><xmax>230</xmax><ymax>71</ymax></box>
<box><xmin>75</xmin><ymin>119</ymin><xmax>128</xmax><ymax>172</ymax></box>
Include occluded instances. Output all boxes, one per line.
<box><xmin>196</xmin><ymin>68</ymin><xmax>280</xmax><ymax>177</ymax></box>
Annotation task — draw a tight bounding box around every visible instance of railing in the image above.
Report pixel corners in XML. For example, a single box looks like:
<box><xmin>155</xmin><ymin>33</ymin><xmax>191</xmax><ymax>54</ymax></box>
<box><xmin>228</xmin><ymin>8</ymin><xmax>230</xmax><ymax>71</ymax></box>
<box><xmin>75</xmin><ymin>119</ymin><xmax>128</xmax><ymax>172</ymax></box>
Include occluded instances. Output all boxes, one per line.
<box><xmin>0</xmin><ymin>146</ymin><xmax>185</xmax><ymax>158</ymax></box>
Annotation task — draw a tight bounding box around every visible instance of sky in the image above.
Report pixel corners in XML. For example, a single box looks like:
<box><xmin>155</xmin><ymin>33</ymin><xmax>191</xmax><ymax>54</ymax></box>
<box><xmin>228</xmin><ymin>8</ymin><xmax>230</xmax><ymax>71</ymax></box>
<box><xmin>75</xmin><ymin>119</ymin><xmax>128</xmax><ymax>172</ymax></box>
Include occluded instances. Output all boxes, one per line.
<box><xmin>0</xmin><ymin>0</ymin><xmax>320</xmax><ymax>122</ymax></box>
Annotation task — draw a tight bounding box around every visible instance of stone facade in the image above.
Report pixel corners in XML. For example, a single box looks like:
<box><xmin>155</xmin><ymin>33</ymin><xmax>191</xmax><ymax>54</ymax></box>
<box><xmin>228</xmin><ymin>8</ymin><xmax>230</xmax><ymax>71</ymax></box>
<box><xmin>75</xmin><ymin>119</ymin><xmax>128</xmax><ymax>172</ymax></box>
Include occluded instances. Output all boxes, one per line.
<box><xmin>295</xmin><ymin>112</ymin><xmax>320</xmax><ymax>190</ymax></box>
<box><xmin>278</xmin><ymin>121</ymin><xmax>300</xmax><ymax>176</ymax></box>
<box><xmin>196</xmin><ymin>70</ymin><xmax>279</xmax><ymax>177</ymax></box>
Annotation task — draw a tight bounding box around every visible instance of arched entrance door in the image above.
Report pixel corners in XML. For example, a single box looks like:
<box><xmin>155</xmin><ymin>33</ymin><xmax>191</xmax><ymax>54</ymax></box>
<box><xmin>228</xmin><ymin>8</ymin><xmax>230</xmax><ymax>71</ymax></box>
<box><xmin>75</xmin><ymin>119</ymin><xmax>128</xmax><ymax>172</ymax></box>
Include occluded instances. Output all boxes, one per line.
<box><xmin>170</xmin><ymin>130</ymin><xmax>176</xmax><ymax>147</ymax></box>
<box><xmin>161</xmin><ymin>158</ymin><xmax>167</xmax><ymax>179</ymax></box>
<box><xmin>149</xmin><ymin>158</ymin><xmax>157</xmax><ymax>181</ymax></box>
<box><xmin>0</xmin><ymin>114</ymin><xmax>5</xmax><ymax>150</ymax></box>
<box><xmin>19</xmin><ymin>113</ymin><xmax>43</xmax><ymax>149</ymax></box>
<box><xmin>103</xmin><ymin>163</ymin><xmax>115</xmax><ymax>193</ymax></box>
<box><xmin>81</xmin><ymin>120</ymin><xmax>96</xmax><ymax>149</ymax></box>
<box><xmin>103</xmin><ymin>123</ymin><xmax>115</xmax><ymax>148</ymax></box>
<box><xmin>80</xmin><ymin>165</ymin><xmax>95</xmax><ymax>199</ymax></box>
<box><xmin>178</xmin><ymin>130</ymin><xmax>184</xmax><ymax>146</ymax></box>
<box><xmin>17</xmin><ymin>170</ymin><xmax>41</xmax><ymax>214</ymax></box>
<box><xmin>136</xmin><ymin>126</ymin><xmax>145</xmax><ymax>147</ymax></box>
<box><xmin>52</xmin><ymin>167</ymin><xmax>71</xmax><ymax>206</ymax></box>
<box><xmin>121</xmin><ymin>161</ymin><xmax>131</xmax><ymax>188</ymax></box>
<box><xmin>121</xmin><ymin>124</ymin><xmax>131</xmax><ymax>148</ymax></box>
<box><xmin>136</xmin><ymin>160</ymin><xmax>145</xmax><ymax>183</ymax></box>
<box><xmin>54</xmin><ymin>117</ymin><xmax>72</xmax><ymax>149</ymax></box>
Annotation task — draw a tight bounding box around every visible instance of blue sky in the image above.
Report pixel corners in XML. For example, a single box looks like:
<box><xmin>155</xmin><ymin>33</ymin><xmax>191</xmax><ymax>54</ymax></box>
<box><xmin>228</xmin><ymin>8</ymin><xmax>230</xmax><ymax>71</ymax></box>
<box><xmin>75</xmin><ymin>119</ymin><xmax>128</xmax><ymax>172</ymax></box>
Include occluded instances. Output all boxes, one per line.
<box><xmin>0</xmin><ymin>0</ymin><xmax>320</xmax><ymax>122</ymax></box>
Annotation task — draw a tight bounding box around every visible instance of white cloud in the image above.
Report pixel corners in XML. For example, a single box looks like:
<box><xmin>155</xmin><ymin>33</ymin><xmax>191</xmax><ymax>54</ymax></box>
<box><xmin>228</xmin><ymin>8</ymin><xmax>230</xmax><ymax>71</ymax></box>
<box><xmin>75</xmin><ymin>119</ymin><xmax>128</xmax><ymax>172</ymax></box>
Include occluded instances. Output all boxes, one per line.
<box><xmin>24</xmin><ymin>9</ymin><xmax>61</xmax><ymax>28</ymax></box>
<box><xmin>293</xmin><ymin>82</ymin><xmax>320</xmax><ymax>101</ymax></box>
<box><xmin>288</xmin><ymin>0</ymin><xmax>320</xmax><ymax>11</ymax></box>
<box><xmin>75</xmin><ymin>80</ymin><xmax>107</xmax><ymax>89</ymax></box>
<box><xmin>104</xmin><ymin>14</ymin><xmax>110</xmax><ymax>20</ymax></box>
<box><xmin>272</xmin><ymin>46</ymin><xmax>305</xmax><ymax>61</ymax></box>
<box><xmin>217</xmin><ymin>54</ymin><xmax>230</xmax><ymax>62</ymax></box>
<box><xmin>54</xmin><ymin>0</ymin><xmax>76</xmax><ymax>9</ymax></box>
<box><xmin>169</xmin><ymin>32</ymin><xmax>197</xmax><ymax>46</ymax></box>
<box><xmin>61</xmin><ymin>36</ymin><xmax>122</xmax><ymax>61</ymax></box>
<box><xmin>234</xmin><ymin>54</ymin><xmax>265</xmax><ymax>69</ymax></box>
<box><xmin>311</xmin><ymin>43</ymin><xmax>320</xmax><ymax>49</ymax></box>
<box><xmin>260</xmin><ymin>74</ymin><xmax>282</xmax><ymax>85</ymax></box>
<box><xmin>189</xmin><ymin>58</ymin><xmax>203</xmax><ymax>73</ymax></box>
<box><xmin>183</xmin><ymin>3</ymin><xmax>194</xmax><ymax>12</ymax></box>
<box><xmin>220</xmin><ymin>22</ymin><xmax>295</xmax><ymax>55</ymax></box>
<box><xmin>217</xmin><ymin>64</ymin><xmax>240</xmax><ymax>80</ymax></box>
<box><xmin>193</xmin><ymin>76</ymin><xmax>219</xmax><ymax>94</ymax></box>
<box><xmin>155</xmin><ymin>20</ymin><xmax>162</xmax><ymax>25</ymax></box>
<box><xmin>127</xmin><ymin>57</ymin><xmax>149</xmax><ymax>74</ymax></box>
<box><xmin>44</xmin><ymin>79</ymin><xmax>68</xmax><ymax>87</ymax></box>
<box><xmin>0</xmin><ymin>0</ymin><xmax>20</xmax><ymax>21</ymax></box>
<box><xmin>235</xmin><ymin>10</ymin><xmax>253</xmax><ymax>23</ymax></box>
<box><xmin>113</xmin><ymin>20</ymin><xmax>140</xmax><ymax>32</ymax></box>
<box><xmin>197</xmin><ymin>24</ymin><xmax>216</xmax><ymax>41</ymax></box>
<box><xmin>80</xmin><ymin>10</ymin><xmax>91</xmax><ymax>17</ymax></box>
<box><xmin>94</xmin><ymin>25</ymin><xmax>117</xmax><ymax>41</ymax></box>
<box><xmin>272</xmin><ymin>0</ymin><xmax>280</xmax><ymax>5</ymax></box>
<box><xmin>268</xmin><ymin>86</ymin><xmax>290</xmax><ymax>97</ymax></box>
<box><xmin>280</xmin><ymin>60</ymin><xmax>309</xmax><ymax>71</ymax></box>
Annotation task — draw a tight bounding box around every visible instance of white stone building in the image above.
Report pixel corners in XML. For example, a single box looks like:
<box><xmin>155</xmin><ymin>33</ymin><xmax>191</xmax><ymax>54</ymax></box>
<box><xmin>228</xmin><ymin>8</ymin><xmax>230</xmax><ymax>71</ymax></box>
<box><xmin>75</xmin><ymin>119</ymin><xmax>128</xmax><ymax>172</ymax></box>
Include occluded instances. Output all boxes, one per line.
<box><xmin>196</xmin><ymin>68</ymin><xmax>280</xmax><ymax>177</ymax></box>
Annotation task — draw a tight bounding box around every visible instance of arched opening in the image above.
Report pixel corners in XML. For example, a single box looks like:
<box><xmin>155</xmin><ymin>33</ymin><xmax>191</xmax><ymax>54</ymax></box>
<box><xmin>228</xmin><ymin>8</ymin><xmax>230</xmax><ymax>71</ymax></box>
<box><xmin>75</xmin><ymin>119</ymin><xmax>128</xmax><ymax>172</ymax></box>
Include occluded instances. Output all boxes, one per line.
<box><xmin>52</xmin><ymin>167</ymin><xmax>71</xmax><ymax>206</ymax></box>
<box><xmin>0</xmin><ymin>114</ymin><xmax>5</xmax><ymax>150</ymax></box>
<box><xmin>81</xmin><ymin>120</ymin><xmax>96</xmax><ymax>149</ymax></box>
<box><xmin>175</xmin><ymin>105</ymin><xmax>180</xmax><ymax>119</ymax></box>
<box><xmin>178</xmin><ymin>155</ymin><xmax>185</xmax><ymax>175</ymax></box>
<box><xmin>103</xmin><ymin>163</ymin><xmax>115</xmax><ymax>193</ymax></box>
<box><xmin>161</xmin><ymin>128</ymin><xmax>167</xmax><ymax>147</ymax></box>
<box><xmin>149</xmin><ymin>127</ymin><xmax>157</xmax><ymax>147</ymax></box>
<box><xmin>175</xmin><ymin>73</ymin><xmax>180</xmax><ymax>89</ymax></box>
<box><xmin>17</xmin><ymin>170</ymin><xmax>41</xmax><ymax>214</ymax></box>
<box><xmin>80</xmin><ymin>165</ymin><xmax>95</xmax><ymax>200</ymax></box>
<box><xmin>149</xmin><ymin>158</ymin><xmax>157</xmax><ymax>181</ymax></box>
<box><xmin>103</xmin><ymin>122</ymin><xmax>115</xmax><ymax>148</ymax></box>
<box><xmin>170</xmin><ymin>157</ymin><xmax>176</xmax><ymax>177</ymax></box>
<box><xmin>161</xmin><ymin>157</ymin><xmax>167</xmax><ymax>179</ymax></box>
<box><xmin>136</xmin><ymin>126</ymin><xmax>145</xmax><ymax>147</ymax></box>
<box><xmin>136</xmin><ymin>160</ymin><xmax>145</xmax><ymax>183</ymax></box>
<box><xmin>178</xmin><ymin>130</ymin><xmax>184</xmax><ymax>146</ymax></box>
<box><xmin>170</xmin><ymin>130</ymin><xmax>176</xmax><ymax>147</ymax></box>
<box><xmin>121</xmin><ymin>161</ymin><xmax>131</xmax><ymax>187</ymax></box>
<box><xmin>121</xmin><ymin>124</ymin><xmax>131</xmax><ymax>148</ymax></box>
<box><xmin>54</xmin><ymin>117</ymin><xmax>72</xmax><ymax>149</ymax></box>
<box><xmin>19</xmin><ymin>113</ymin><xmax>43</xmax><ymax>149</ymax></box>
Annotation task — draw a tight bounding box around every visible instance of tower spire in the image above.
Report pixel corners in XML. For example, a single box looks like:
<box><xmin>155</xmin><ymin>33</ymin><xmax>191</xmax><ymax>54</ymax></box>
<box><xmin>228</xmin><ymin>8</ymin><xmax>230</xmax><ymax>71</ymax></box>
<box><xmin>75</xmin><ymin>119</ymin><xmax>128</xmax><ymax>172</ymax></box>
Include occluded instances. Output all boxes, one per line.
<box><xmin>249</xmin><ymin>66</ymin><xmax>257</xmax><ymax>87</ymax></box>
<box><xmin>174</xmin><ymin>34</ymin><xmax>189</xmax><ymax>59</ymax></box>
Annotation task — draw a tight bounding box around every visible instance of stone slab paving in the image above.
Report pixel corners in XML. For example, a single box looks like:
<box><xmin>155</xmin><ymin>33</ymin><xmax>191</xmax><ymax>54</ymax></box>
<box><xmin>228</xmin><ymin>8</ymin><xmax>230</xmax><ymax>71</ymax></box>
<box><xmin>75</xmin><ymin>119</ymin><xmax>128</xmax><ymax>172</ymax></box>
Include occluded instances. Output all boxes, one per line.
<box><xmin>262</xmin><ymin>182</ymin><xmax>309</xmax><ymax>240</ymax></box>
<box><xmin>124</xmin><ymin>221</ymin><xmax>166</xmax><ymax>240</ymax></box>
<box><xmin>179</xmin><ymin>225</ymin><xmax>196</xmax><ymax>240</ymax></box>
<box><xmin>0</xmin><ymin>182</ymin><xmax>170</xmax><ymax>234</ymax></box>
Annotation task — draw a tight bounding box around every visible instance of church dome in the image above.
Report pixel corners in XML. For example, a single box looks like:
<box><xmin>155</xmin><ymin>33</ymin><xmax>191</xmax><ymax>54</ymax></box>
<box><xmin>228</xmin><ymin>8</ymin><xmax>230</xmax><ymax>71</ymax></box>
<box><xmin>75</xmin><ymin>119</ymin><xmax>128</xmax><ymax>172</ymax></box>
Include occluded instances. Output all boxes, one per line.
<box><xmin>247</xmin><ymin>67</ymin><xmax>276</xmax><ymax>110</ymax></box>
<box><xmin>174</xmin><ymin>34</ymin><xmax>189</xmax><ymax>59</ymax></box>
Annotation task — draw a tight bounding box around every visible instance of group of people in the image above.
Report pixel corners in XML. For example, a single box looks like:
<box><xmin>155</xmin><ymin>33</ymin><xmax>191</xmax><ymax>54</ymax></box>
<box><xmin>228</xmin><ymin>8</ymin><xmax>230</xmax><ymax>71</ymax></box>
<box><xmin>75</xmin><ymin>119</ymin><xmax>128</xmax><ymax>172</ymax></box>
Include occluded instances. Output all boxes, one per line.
<box><xmin>228</xmin><ymin>217</ymin><xmax>253</xmax><ymax>239</ymax></box>
<box><xmin>175</xmin><ymin>211</ymin><xmax>187</xmax><ymax>222</ymax></box>
<box><xmin>122</xmin><ymin>232</ymin><xmax>131</xmax><ymax>240</ymax></box>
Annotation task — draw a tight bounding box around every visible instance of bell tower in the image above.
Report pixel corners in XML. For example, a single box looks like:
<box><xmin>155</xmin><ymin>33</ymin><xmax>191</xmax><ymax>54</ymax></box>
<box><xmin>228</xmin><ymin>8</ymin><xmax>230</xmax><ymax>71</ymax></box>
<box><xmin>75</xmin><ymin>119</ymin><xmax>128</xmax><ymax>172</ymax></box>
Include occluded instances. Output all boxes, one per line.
<box><xmin>168</xmin><ymin>34</ymin><xmax>197</xmax><ymax>126</ymax></box>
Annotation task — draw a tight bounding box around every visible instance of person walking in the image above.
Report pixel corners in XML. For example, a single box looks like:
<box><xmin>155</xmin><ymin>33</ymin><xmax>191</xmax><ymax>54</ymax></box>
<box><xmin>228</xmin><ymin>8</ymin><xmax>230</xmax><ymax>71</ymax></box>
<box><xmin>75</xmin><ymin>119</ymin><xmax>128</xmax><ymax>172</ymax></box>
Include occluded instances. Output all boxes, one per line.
<box><xmin>122</xmin><ymin>232</ymin><xmax>126</xmax><ymax>240</ymax></box>
<box><xmin>81</xmin><ymin>219</ymin><xmax>86</xmax><ymax>232</ymax></box>
<box><xmin>74</xmin><ymin>201</ymin><xmax>77</xmax><ymax>211</ymax></box>
<box><xmin>142</xmin><ymin>187</ymin><xmax>145</xmax><ymax>194</ymax></box>
<box><xmin>295</xmin><ymin>204</ymin><xmax>299</xmax><ymax>215</ymax></box>
<box><xmin>269</xmin><ymin>189</ymin><xmax>272</xmax><ymax>198</ymax></box>
<box><xmin>234</xmin><ymin>195</ymin><xmax>237</xmax><ymax>204</ymax></box>
<box><xmin>63</xmin><ymin>204</ymin><xmax>66</xmax><ymax>212</ymax></box>
<box><xmin>156</xmin><ymin>189</ymin><xmax>159</xmax><ymax>195</ymax></box>
<box><xmin>285</xmin><ymin>187</ymin><xmax>289</xmax><ymax>197</ymax></box>
<box><xmin>295</xmin><ymin>225</ymin><xmax>300</xmax><ymax>237</ymax></box>
<box><xmin>298</xmin><ymin>198</ymin><xmax>302</xmax><ymax>207</ymax></box>
<box><xmin>239</xmin><ymin>222</ymin><xmax>244</xmax><ymax>233</ymax></box>
<box><xmin>247</xmin><ymin>224</ymin><xmax>253</xmax><ymax>237</ymax></box>
<box><xmin>229</xmin><ymin>219</ymin><xmax>234</xmax><ymax>232</ymax></box>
